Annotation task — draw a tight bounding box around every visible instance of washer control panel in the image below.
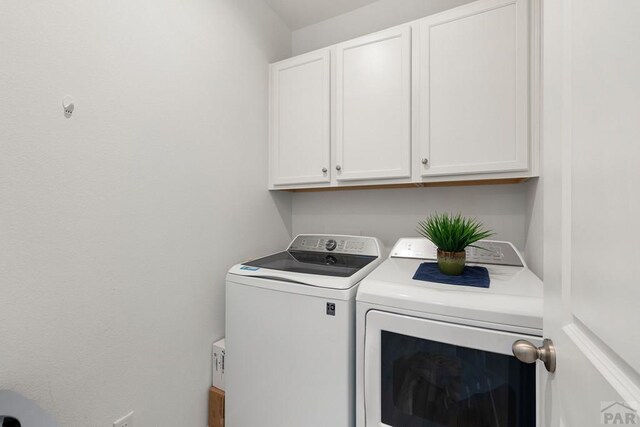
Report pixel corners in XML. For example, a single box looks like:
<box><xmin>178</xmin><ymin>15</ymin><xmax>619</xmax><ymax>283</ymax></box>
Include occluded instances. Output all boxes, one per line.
<box><xmin>390</xmin><ymin>238</ymin><xmax>524</xmax><ymax>267</ymax></box>
<box><xmin>288</xmin><ymin>235</ymin><xmax>380</xmax><ymax>257</ymax></box>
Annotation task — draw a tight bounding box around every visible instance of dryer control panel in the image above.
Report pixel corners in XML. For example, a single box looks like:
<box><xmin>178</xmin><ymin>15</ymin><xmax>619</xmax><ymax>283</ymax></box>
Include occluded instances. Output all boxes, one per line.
<box><xmin>389</xmin><ymin>238</ymin><xmax>524</xmax><ymax>267</ymax></box>
<box><xmin>288</xmin><ymin>234</ymin><xmax>381</xmax><ymax>257</ymax></box>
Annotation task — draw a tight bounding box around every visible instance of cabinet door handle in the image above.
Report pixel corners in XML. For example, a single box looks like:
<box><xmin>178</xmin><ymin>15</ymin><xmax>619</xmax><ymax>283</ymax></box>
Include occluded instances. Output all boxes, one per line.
<box><xmin>421</xmin><ymin>158</ymin><xmax>429</xmax><ymax>165</ymax></box>
<box><xmin>336</xmin><ymin>165</ymin><xmax>342</xmax><ymax>171</ymax></box>
<box><xmin>322</xmin><ymin>168</ymin><xmax>327</xmax><ymax>173</ymax></box>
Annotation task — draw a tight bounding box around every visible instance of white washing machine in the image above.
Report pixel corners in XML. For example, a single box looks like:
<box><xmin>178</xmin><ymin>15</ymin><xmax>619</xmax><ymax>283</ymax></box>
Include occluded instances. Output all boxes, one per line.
<box><xmin>226</xmin><ymin>234</ymin><xmax>383</xmax><ymax>427</ymax></box>
<box><xmin>356</xmin><ymin>238</ymin><xmax>544</xmax><ymax>427</ymax></box>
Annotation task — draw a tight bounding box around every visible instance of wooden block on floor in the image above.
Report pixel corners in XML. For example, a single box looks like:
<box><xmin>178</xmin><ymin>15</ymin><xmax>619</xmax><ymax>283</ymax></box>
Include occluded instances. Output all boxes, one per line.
<box><xmin>208</xmin><ymin>387</ymin><xmax>225</xmax><ymax>427</ymax></box>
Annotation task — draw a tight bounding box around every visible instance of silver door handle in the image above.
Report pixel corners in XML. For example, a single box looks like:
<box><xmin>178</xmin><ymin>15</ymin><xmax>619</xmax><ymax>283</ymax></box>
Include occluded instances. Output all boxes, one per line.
<box><xmin>512</xmin><ymin>338</ymin><xmax>556</xmax><ymax>373</ymax></box>
<box><xmin>336</xmin><ymin>165</ymin><xmax>342</xmax><ymax>171</ymax></box>
<box><xmin>322</xmin><ymin>168</ymin><xmax>327</xmax><ymax>173</ymax></box>
<box><xmin>421</xmin><ymin>158</ymin><xmax>429</xmax><ymax>165</ymax></box>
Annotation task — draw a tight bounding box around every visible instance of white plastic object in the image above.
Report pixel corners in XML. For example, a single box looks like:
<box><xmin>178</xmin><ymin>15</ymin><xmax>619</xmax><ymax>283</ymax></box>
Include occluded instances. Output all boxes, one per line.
<box><xmin>62</xmin><ymin>95</ymin><xmax>74</xmax><ymax>118</ymax></box>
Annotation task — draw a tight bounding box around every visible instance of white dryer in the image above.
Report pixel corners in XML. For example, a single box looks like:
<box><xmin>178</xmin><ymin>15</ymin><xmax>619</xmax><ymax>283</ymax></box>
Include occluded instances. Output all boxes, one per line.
<box><xmin>356</xmin><ymin>238</ymin><xmax>543</xmax><ymax>427</ymax></box>
<box><xmin>226</xmin><ymin>234</ymin><xmax>383</xmax><ymax>427</ymax></box>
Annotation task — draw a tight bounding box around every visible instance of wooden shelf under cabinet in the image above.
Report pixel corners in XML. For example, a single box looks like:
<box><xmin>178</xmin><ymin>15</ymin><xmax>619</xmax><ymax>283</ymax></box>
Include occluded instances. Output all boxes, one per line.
<box><xmin>283</xmin><ymin>177</ymin><xmax>530</xmax><ymax>192</ymax></box>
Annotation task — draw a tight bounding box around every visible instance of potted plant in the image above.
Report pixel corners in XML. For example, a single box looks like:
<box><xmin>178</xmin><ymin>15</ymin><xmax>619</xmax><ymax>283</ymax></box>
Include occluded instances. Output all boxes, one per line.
<box><xmin>417</xmin><ymin>213</ymin><xmax>494</xmax><ymax>276</ymax></box>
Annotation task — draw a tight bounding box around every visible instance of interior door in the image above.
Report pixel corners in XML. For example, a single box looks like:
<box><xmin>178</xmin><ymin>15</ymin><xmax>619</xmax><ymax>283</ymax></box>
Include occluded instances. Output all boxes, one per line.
<box><xmin>542</xmin><ymin>1</ymin><xmax>640</xmax><ymax>425</ymax></box>
<box><xmin>417</xmin><ymin>0</ymin><xmax>529</xmax><ymax>177</ymax></box>
<box><xmin>335</xmin><ymin>26</ymin><xmax>412</xmax><ymax>182</ymax></box>
<box><xmin>270</xmin><ymin>50</ymin><xmax>331</xmax><ymax>186</ymax></box>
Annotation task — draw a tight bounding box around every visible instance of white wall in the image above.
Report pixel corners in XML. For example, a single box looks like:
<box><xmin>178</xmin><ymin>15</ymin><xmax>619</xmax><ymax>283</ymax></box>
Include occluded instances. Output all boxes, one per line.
<box><xmin>0</xmin><ymin>1</ymin><xmax>291</xmax><ymax>426</ymax></box>
<box><xmin>292</xmin><ymin>0</ymin><xmax>474</xmax><ymax>54</ymax></box>
<box><xmin>293</xmin><ymin>184</ymin><xmax>529</xmax><ymax>253</ymax></box>
<box><xmin>524</xmin><ymin>179</ymin><xmax>544</xmax><ymax>277</ymax></box>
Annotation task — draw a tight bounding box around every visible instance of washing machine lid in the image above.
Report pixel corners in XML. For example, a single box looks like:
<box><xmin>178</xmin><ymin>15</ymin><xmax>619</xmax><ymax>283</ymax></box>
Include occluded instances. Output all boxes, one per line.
<box><xmin>242</xmin><ymin>250</ymin><xmax>377</xmax><ymax>278</ymax></box>
<box><xmin>357</xmin><ymin>238</ymin><xmax>543</xmax><ymax>331</ymax></box>
<box><xmin>227</xmin><ymin>234</ymin><xmax>383</xmax><ymax>290</ymax></box>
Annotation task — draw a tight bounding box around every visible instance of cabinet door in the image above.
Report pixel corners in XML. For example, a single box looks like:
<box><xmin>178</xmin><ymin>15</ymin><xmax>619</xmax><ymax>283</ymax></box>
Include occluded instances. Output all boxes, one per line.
<box><xmin>270</xmin><ymin>50</ymin><xmax>331</xmax><ymax>186</ymax></box>
<box><xmin>418</xmin><ymin>0</ymin><xmax>529</xmax><ymax>177</ymax></box>
<box><xmin>335</xmin><ymin>26</ymin><xmax>412</xmax><ymax>182</ymax></box>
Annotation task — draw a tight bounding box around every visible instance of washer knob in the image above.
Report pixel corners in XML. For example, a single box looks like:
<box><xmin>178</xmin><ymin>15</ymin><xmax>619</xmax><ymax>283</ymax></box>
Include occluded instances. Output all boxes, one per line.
<box><xmin>325</xmin><ymin>239</ymin><xmax>337</xmax><ymax>251</ymax></box>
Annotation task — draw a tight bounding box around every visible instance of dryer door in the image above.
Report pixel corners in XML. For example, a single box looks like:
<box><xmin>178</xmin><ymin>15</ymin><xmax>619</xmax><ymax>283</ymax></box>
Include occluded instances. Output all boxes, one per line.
<box><xmin>364</xmin><ymin>311</ymin><xmax>542</xmax><ymax>427</ymax></box>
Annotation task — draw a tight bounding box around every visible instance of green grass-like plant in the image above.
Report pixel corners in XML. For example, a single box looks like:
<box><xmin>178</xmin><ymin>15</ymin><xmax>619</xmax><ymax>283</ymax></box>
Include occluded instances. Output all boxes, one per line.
<box><xmin>417</xmin><ymin>213</ymin><xmax>494</xmax><ymax>252</ymax></box>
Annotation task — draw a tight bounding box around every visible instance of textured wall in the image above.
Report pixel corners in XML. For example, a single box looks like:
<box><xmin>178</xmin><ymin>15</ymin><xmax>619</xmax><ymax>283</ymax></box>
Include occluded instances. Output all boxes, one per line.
<box><xmin>524</xmin><ymin>179</ymin><xmax>544</xmax><ymax>278</ymax></box>
<box><xmin>0</xmin><ymin>0</ymin><xmax>291</xmax><ymax>425</ymax></box>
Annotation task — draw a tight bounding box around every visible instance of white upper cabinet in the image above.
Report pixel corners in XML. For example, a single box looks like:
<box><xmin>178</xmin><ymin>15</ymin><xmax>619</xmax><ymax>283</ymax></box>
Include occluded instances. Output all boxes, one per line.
<box><xmin>335</xmin><ymin>26</ymin><xmax>412</xmax><ymax>182</ymax></box>
<box><xmin>268</xmin><ymin>0</ymin><xmax>538</xmax><ymax>190</ymax></box>
<box><xmin>417</xmin><ymin>0</ymin><xmax>530</xmax><ymax>177</ymax></box>
<box><xmin>270</xmin><ymin>50</ymin><xmax>331</xmax><ymax>187</ymax></box>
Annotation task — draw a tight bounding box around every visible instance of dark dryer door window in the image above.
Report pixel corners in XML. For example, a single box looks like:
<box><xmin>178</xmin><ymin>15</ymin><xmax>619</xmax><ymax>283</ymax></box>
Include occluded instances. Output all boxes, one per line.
<box><xmin>380</xmin><ymin>331</ymin><xmax>536</xmax><ymax>427</ymax></box>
